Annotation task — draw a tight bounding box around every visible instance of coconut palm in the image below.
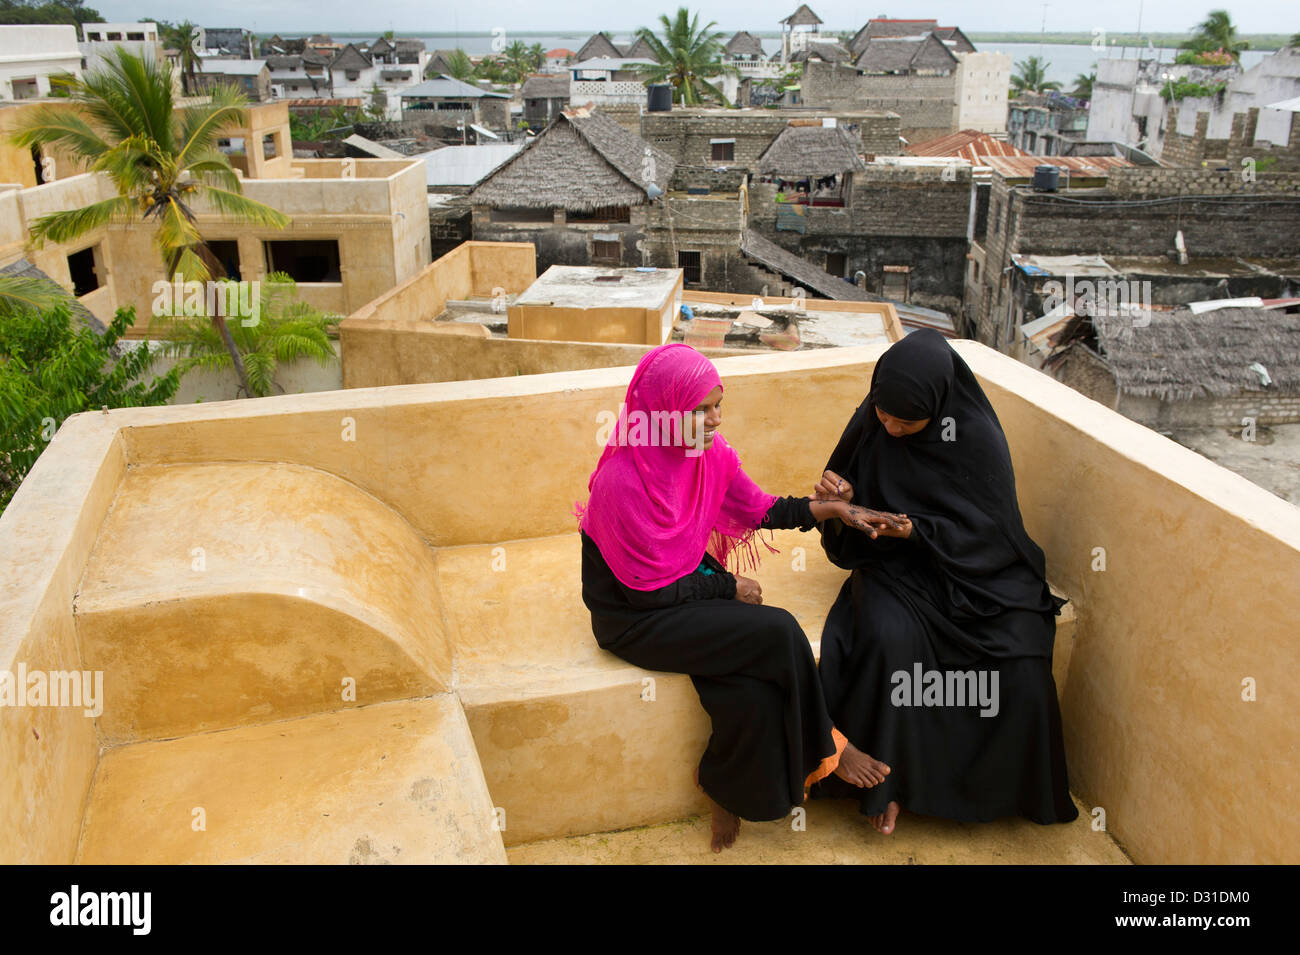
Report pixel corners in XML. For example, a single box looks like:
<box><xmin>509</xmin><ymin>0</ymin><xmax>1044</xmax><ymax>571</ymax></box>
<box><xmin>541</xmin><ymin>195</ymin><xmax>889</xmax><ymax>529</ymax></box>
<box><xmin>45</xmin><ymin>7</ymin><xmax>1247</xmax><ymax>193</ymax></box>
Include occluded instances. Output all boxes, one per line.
<box><xmin>1072</xmin><ymin>70</ymin><xmax>1096</xmax><ymax>99</ymax></box>
<box><xmin>0</xmin><ymin>275</ymin><xmax>74</xmax><ymax>316</ymax></box>
<box><xmin>1011</xmin><ymin>56</ymin><xmax>1062</xmax><ymax>96</ymax></box>
<box><xmin>1290</xmin><ymin>32</ymin><xmax>1300</xmax><ymax>48</ymax></box>
<box><xmin>165</xmin><ymin>21</ymin><xmax>202</xmax><ymax>95</ymax></box>
<box><xmin>633</xmin><ymin>7</ymin><xmax>733</xmax><ymax>106</ymax></box>
<box><xmin>1187</xmin><ymin>10</ymin><xmax>1248</xmax><ymax>62</ymax></box>
<box><xmin>528</xmin><ymin>42</ymin><xmax>546</xmax><ymax>72</ymax></box>
<box><xmin>444</xmin><ymin>48</ymin><xmax>475</xmax><ymax>82</ymax></box>
<box><xmin>9</xmin><ymin>48</ymin><xmax>290</xmax><ymax>398</ymax></box>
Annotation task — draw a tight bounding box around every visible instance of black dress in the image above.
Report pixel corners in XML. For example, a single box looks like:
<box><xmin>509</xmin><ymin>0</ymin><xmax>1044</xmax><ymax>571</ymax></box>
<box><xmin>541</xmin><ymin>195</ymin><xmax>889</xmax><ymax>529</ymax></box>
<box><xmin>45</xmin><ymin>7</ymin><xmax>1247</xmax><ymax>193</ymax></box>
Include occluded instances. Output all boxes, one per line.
<box><xmin>580</xmin><ymin>497</ymin><xmax>837</xmax><ymax>822</ymax></box>
<box><xmin>811</xmin><ymin>330</ymin><xmax>1078</xmax><ymax>825</ymax></box>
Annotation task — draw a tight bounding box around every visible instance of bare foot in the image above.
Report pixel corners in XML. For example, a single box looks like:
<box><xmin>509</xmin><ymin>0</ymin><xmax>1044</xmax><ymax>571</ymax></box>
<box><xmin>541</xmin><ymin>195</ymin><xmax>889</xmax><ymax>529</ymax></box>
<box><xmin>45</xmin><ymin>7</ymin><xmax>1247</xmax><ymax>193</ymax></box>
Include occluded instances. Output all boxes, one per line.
<box><xmin>695</xmin><ymin>764</ymin><xmax>740</xmax><ymax>852</ymax></box>
<box><xmin>707</xmin><ymin>795</ymin><xmax>741</xmax><ymax>853</ymax></box>
<box><xmin>868</xmin><ymin>801</ymin><xmax>901</xmax><ymax>835</ymax></box>
<box><xmin>833</xmin><ymin>742</ymin><xmax>891</xmax><ymax>788</ymax></box>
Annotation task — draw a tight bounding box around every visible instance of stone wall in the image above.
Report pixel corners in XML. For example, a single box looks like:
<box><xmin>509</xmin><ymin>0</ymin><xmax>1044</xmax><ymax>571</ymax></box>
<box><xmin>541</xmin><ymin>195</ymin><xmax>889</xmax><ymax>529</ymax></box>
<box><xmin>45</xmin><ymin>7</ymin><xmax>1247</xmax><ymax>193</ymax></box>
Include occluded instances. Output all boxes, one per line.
<box><xmin>801</xmin><ymin>61</ymin><xmax>957</xmax><ymax>140</ymax></box>
<box><xmin>1161</xmin><ymin>106</ymin><xmax>1300</xmax><ymax>172</ymax></box>
<box><xmin>1121</xmin><ymin>392</ymin><xmax>1300</xmax><ymax>429</ymax></box>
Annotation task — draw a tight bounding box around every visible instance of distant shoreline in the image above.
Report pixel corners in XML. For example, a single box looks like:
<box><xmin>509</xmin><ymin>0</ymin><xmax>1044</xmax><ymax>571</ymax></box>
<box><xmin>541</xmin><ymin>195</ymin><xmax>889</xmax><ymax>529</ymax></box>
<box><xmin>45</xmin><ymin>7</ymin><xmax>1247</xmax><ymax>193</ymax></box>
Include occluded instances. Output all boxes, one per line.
<box><xmin>287</xmin><ymin>30</ymin><xmax>1293</xmax><ymax>52</ymax></box>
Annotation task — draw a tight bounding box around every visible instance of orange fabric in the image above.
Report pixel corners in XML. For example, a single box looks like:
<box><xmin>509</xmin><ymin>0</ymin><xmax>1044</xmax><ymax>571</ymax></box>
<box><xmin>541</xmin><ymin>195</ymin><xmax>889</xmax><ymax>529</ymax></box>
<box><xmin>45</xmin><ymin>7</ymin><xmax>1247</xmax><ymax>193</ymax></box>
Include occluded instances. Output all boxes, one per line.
<box><xmin>803</xmin><ymin>727</ymin><xmax>848</xmax><ymax>796</ymax></box>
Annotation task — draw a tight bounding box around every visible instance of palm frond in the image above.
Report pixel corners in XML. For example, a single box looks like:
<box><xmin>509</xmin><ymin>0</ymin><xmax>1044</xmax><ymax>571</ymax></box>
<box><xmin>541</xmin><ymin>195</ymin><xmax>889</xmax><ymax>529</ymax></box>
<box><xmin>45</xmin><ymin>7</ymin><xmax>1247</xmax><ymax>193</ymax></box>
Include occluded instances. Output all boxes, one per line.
<box><xmin>27</xmin><ymin>195</ymin><xmax>138</xmax><ymax>246</ymax></box>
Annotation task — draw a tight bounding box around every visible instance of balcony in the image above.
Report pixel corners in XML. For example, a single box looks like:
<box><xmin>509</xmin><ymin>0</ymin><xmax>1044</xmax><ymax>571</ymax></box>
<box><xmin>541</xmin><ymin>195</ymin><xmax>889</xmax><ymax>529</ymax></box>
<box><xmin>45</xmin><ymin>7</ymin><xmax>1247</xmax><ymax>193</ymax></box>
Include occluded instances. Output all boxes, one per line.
<box><xmin>0</xmin><ymin>344</ymin><xmax>1295</xmax><ymax>863</ymax></box>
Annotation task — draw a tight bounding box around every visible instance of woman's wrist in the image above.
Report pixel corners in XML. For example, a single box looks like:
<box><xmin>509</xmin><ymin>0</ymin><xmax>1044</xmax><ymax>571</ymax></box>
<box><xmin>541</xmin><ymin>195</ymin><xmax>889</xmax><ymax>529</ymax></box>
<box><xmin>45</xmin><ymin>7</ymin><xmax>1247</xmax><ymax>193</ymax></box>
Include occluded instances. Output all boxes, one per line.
<box><xmin>808</xmin><ymin>498</ymin><xmax>847</xmax><ymax>523</ymax></box>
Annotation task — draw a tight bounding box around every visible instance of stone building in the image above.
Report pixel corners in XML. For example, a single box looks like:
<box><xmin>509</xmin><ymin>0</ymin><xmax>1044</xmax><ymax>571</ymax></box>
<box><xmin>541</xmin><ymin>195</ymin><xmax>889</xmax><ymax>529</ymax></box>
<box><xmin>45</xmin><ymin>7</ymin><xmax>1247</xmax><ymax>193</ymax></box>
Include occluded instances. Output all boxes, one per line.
<box><xmin>400</xmin><ymin>75</ymin><xmax>510</xmax><ymax>131</ymax></box>
<box><xmin>521</xmin><ymin>74</ymin><xmax>570</xmax><ymax>130</ymax></box>
<box><xmin>1160</xmin><ymin>104</ymin><xmax>1300</xmax><ymax>172</ymax></box>
<box><xmin>469</xmin><ymin>107</ymin><xmax>674</xmax><ymax>271</ymax></box>
<box><xmin>197</xmin><ymin>59</ymin><xmax>271</xmax><ymax>102</ymax></box>
<box><xmin>640</xmin><ymin>107</ymin><xmax>902</xmax><ymax>169</ymax></box>
<box><xmin>967</xmin><ymin>166</ymin><xmax>1300</xmax><ymax>350</ymax></box>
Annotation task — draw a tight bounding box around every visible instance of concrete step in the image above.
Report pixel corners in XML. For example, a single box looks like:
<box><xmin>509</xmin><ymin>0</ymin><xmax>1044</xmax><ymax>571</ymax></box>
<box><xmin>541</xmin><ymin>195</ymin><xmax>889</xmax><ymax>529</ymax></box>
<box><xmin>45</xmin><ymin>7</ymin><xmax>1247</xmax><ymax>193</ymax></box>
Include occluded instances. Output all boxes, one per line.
<box><xmin>507</xmin><ymin>796</ymin><xmax>1130</xmax><ymax>865</ymax></box>
<box><xmin>76</xmin><ymin>697</ymin><xmax>506</xmax><ymax>864</ymax></box>
<box><xmin>73</xmin><ymin>462</ymin><xmax>452</xmax><ymax>743</ymax></box>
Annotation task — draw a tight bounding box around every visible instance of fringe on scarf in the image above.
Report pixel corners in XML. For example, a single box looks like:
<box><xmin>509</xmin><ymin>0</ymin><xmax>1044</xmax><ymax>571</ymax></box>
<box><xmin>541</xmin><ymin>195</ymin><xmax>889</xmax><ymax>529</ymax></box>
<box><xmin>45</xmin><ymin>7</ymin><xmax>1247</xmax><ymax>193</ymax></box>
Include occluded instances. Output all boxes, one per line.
<box><xmin>710</xmin><ymin>525</ymin><xmax>781</xmax><ymax>576</ymax></box>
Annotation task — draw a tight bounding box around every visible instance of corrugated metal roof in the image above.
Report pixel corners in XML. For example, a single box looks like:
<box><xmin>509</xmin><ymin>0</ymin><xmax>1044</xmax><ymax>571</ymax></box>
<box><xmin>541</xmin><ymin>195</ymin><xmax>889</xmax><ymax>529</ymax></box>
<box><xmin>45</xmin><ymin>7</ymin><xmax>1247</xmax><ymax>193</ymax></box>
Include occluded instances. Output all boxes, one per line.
<box><xmin>907</xmin><ymin>129</ymin><xmax>1030</xmax><ymax>161</ymax></box>
<box><xmin>983</xmin><ymin>155</ymin><xmax>1132</xmax><ymax>180</ymax></box>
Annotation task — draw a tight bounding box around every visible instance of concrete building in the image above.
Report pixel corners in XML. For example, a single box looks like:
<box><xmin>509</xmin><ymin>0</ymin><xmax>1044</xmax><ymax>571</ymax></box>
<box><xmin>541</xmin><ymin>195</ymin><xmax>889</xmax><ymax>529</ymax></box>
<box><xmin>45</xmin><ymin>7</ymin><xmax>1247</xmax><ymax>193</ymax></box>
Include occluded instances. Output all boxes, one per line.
<box><xmin>265</xmin><ymin>53</ymin><xmax>331</xmax><ymax>100</ymax></box>
<box><xmin>80</xmin><ymin>22</ymin><xmax>163</xmax><ymax>74</ymax></box>
<box><xmin>0</xmin><ymin>24</ymin><xmax>82</xmax><ymax>101</ymax></box>
<box><xmin>802</xmin><ymin>50</ymin><xmax>1010</xmax><ymax>142</ymax></box>
<box><xmin>197</xmin><ymin>59</ymin><xmax>271</xmax><ymax>102</ymax></box>
<box><xmin>1007</xmin><ymin>92</ymin><xmax>1091</xmax><ymax>156</ymax></box>
<box><xmin>521</xmin><ymin>74</ymin><xmax>569</xmax><ymax>130</ymax></box>
<box><xmin>1087</xmin><ymin>47</ymin><xmax>1300</xmax><ymax>161</ymax></box>
<box><xmin>400</xmin><ymin>75</ymin><xmax>510</xmax><ymax>132</ymax></box>
<box><xmin>0</xmin><ymin>100</ymin><xmax>431</xmax><ymax>330</ymax></box>
<box><xmin>568</xmin><ymin>57</ymin><xmax>652</xmax><ymax>108</ymax></box>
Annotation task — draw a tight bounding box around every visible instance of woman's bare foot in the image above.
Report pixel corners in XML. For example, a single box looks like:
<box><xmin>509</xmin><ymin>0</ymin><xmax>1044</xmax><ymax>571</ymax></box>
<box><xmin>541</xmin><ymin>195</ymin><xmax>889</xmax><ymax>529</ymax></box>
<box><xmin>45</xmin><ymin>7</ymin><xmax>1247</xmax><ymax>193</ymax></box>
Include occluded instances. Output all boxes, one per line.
<box><xmin>833</xmin><ymin>742</ymin><xmax>891</xmax><ymax>787</ymax></box>
<box><xmin>868</xmin><ymin>801</ymin><xmax>901</xmax><ymax>835</ymax></box>
<box><xmin>694</xmin><ymin>765</ymin><xmax>740</xmax><ymax>851</ymax></box>
<box><xmin>707</xmin><ymin>796</ymin><xmax>741</xmax><ymax>852</ymax></box>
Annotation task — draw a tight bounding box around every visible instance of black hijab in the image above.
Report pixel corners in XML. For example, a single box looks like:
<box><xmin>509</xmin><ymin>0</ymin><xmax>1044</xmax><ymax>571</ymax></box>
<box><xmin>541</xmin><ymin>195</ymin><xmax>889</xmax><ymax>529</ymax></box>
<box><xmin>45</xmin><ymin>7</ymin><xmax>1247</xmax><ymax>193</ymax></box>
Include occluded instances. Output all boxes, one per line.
<box><xmin>820</xmin><ymin>329</ymin><xmax>1064</xmax><ymax>661</ymax></box>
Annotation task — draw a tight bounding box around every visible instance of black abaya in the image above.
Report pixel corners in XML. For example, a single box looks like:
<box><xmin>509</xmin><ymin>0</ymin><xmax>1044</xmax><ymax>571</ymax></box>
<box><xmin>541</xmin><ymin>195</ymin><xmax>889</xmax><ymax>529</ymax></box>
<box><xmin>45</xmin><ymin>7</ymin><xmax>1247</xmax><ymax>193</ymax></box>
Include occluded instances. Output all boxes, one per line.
<box><xmin>581</xmin><ymin>497</ymin><xmax>837</xmax><ymax>822</ymax></box>
<box><xmin>812</xmin><ymin>330</ymin><xmax>1077</xmax><ymax>824</ymax></box>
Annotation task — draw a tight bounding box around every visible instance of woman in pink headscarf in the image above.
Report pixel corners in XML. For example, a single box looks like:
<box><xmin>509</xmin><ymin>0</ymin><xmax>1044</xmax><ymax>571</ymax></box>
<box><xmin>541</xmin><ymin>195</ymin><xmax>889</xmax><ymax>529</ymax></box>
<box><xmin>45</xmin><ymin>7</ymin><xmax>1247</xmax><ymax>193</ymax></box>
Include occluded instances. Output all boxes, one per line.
<box><xmin>577</xmin><ymin>343</ymin><xmax>905</xmax><ymax>852</ymax></box>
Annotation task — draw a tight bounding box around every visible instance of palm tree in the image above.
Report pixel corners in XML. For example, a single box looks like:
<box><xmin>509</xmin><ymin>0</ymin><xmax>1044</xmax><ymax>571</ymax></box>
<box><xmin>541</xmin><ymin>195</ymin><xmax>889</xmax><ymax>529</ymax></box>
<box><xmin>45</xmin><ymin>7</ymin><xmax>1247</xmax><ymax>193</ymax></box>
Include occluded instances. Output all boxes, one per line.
<box><xmin>501</xmin><ymin>40</ymin><xmax>534</xmax><ymax>84</ymax></box>
<box><xmin>9</xmin><ymin>48</ymin><xmax>291</xmax><ymax>398</ymax></box>
<box><xmin>1289</xmin><ymin>32</ymin><xmax>1300</xmax><ymax>48</ymax></box>
<box><xmin>527</xmin><ymin>42</ymin><xmax>546</xmax><ymax>72</ymax></box>
<box><xmin>165</xmin><ymin>21</ymin><xmax>202</xmax><ymax>95</ymax></box>
<box><xmin>1011</xmin><ymin>56</ymin><xmax>1062</xmax><ymax>96</ymax></box>
<box><xmin>1072</xmin><ymin>70</ymin><xmax>1096</xmax><ymax>99</ymax></box>
<box><xmin>0</xmin><ymin>275</ymin><xmax>75</xmax><ymax>317</ymax></box>
<box><xmin>1187</xmin><ymin>10</ymin><xmax>1248</xmax><ymax>62</ymax></box>
<box><xmin>444</xmin><ymin>48</ymin><xmax>475</xmax><ymax>82</ymax></box>
<box><xmin>157</xmin><ymin>272</ymin><xmax>339</xmax><ymax>398</ymax></box>
<box><xmin>634</xmin><ymin>7</ymin><xmax>732</xmax><ymax>106</ymax></box>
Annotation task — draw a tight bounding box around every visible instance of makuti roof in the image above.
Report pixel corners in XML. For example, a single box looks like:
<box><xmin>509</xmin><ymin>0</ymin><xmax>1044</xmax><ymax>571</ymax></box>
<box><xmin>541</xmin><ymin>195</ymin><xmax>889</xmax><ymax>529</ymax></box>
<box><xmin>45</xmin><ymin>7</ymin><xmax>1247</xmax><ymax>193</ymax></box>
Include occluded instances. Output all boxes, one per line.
<box><xmin>756</xmin><ymin>124</ymin><xmax>866</xmax><ymax>177</ymax></box>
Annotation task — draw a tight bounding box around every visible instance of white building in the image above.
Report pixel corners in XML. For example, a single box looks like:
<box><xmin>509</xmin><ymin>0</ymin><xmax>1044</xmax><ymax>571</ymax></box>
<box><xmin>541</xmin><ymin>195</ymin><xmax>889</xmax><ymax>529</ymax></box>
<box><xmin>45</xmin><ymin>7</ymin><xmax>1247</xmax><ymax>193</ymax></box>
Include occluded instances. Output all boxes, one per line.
<box><xmin>569</xmin><ymin>57</ymin><xmax>652</xmax><ymax>107</ymax></box>
<box><xmin>954</xmin><ymin>51</ymin><xmax>1012</xmax><ymax>133</ymax></box>
<box><xmin>81</xmin><ymin>22</ymin><xmax>164</xmax><ymax>74</ymax></box>
<box><xmin>0</xmin><ymin>25</ymin><xmax>82</xmax><ymax>100</ymax></box>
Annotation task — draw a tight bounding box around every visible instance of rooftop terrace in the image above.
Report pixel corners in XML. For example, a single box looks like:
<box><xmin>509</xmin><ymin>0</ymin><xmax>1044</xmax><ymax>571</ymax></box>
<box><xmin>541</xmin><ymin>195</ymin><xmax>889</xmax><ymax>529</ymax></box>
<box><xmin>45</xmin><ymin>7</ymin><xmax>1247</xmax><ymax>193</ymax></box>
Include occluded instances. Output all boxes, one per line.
<box><xmin>1</xmin><ymin>343</ymin><xmax>1295</xmax><ymax>864</ymax></box>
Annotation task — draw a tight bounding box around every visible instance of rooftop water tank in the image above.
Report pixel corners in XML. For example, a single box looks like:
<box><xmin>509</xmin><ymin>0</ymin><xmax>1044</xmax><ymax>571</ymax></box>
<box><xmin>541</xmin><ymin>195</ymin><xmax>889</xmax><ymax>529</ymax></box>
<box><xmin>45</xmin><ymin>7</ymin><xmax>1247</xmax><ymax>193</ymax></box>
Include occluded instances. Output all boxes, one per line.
<box><xmin>1033</xmin><ymin>165</ymin><xmax>1060</xmax><ymax>192</ymax></box>
<box><xmin>647</xmin><ymin>84</ymin><xmax>672</xmax><ymax>112</ymax></box>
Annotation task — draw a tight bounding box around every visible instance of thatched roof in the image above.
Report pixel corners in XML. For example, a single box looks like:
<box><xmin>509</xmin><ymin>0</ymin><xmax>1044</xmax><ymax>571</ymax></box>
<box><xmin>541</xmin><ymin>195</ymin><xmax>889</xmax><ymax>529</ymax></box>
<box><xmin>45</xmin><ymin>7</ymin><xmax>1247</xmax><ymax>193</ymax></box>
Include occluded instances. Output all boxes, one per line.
<box><xmin>725</xmin><ymin>31</ymin><xmax>764</xmax><ymax>58</ymax></box>
<box><xmin>756</xmin><ymin>124</ymin><xmax>866</xmax><ymax>177</ymax></box>
<box><xmin>521</xmin><ymin>74</ymin><xmax>569</xmax><ymax>99</ymax></box>
<box><xmin>781</xmin><ymin>4</ymin><xmax>823</xmax><ymax>27</ymax></box>
<box><xmin>1075</xmin><ymin>307</ymin><xmax>1300</xmax><ymax>401</ymax></box>
<box><xmin>330</xmin><ymin>44</ymin><xmax>373</xmax><ymax>73</ymax></box>
<box><xmin>265</xmin><ymin>54</ymin><xmax>302</xmax><ymax>71</ymax></box>
<box><xmin>624</xmin><ymin>36</ymin><xmax>658</xmax><ymax>61</ymax></box>
<box><xmin>577</xmin><ymin>32</ymin><xmax>622</xmax><ymax>61</ymax></box>
<box><xmin>855</xmin><ymin>33</ymin><xmax>958</xmax><ymax>73</ymax></box>
<box><xmin>934</xmin><ymin>27</ymin><xmax>976</xmax><ymax>53</ymax></box>
<box><xmin>368</xmin><ymin>37</ymin><xmax>394</xmax><ymax>56</ymax></box>
<box><xmin>740</xmin><ymin>231</ymin><xmax>875</xmax><ymax>302</ymax></box>
<box><xmin>791</xmin><ymin>41</ymin><xmax>852</xmax><ymax>64</ymax></box>
<box><xmin>849</xmin><ymin>18</ymin><xmax>938</xmax><ymax>55</ymax></box>
<box><xmin>469</xmin><ymin>108</ymin><xmax>675</xmax><ymax>210</ymax></box>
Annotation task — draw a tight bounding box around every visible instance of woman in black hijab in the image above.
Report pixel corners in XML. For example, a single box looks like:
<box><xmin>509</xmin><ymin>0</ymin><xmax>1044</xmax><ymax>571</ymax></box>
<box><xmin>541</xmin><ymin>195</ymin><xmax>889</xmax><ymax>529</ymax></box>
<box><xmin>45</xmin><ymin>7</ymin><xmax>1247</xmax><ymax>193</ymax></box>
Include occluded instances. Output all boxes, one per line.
<box><xmin>810</xmin><ymin>329</ymin><xmax>1077</xmax><ymax>834</ymax></box>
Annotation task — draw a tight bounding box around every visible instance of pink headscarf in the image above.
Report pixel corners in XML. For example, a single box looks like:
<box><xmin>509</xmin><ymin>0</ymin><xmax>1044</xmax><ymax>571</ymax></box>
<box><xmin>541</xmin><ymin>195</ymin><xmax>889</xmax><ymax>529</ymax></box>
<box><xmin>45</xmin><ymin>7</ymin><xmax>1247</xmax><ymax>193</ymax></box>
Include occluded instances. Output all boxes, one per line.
<box><xmin>574</xmin><ymin>343</ymin><xmax>779</xmax><ymax>590</ymax></box>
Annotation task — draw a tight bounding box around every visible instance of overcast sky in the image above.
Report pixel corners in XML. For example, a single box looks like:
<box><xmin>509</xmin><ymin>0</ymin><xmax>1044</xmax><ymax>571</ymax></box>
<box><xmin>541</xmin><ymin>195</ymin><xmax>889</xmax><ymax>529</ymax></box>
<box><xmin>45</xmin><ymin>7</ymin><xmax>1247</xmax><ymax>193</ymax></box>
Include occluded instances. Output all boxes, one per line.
<box><xmin>94</xmin><ymin>1</ymin><xmax>1297</xmax><ymax>36</ymax></box>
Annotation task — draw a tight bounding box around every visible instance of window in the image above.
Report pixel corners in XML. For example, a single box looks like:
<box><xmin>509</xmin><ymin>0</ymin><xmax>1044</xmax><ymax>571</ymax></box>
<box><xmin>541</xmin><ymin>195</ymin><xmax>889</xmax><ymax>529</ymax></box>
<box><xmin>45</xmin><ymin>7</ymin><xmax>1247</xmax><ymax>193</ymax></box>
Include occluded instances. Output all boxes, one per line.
<box><xmin>825</xmin><ymin>252</ymin><xmax>846</xmax><ymax>277</ymax></box>
<box><xmin>127</xmin><ymin>32</ymin><xmax>144</xmax><ymax>41</ymax></box>
<box><xmin>205</xmin><ymin>240</ymin><xmax>241</xmax><ymax>281</ymax></box>
<box><xmin>710</xmin><ymin>140</ymin><xmax>735</xmax><ymax>162</ymax></box>
<box><xmin>106</xmin><ymin>32</ymin><xmax>122</xmax><ymax>40</ymax></box>
<box><xmin>346</xmin><ymin>70</ymin><xmax>360</xmax><ymax>81</ymax></box>
<box><xmin>262</xmin><ymin>133</ymin><xmax>278</xmax><ymax>159</ymax></box>
<box><xmin>591</xmin><ymin>239</ymin><xmax>621</xmax><ymax>264</ymax></box>
<box><xmin>31</xmin><ymin>145</ymin><xmax>46</xmax><ymax>185</ymax></box>
<box><xmin>67</xmin><ymin>246</ymin><xmax>100</xmax><ymax>296</ymax></box>
<box><xmin>678</xmin><ymin>250</ymin><xmax>701</xmax><ymax>285</ymax></box>
<box><xmin>265</xmin><ymin>240</ymin><xmax>341</xmax><ymax>282</ymax></box>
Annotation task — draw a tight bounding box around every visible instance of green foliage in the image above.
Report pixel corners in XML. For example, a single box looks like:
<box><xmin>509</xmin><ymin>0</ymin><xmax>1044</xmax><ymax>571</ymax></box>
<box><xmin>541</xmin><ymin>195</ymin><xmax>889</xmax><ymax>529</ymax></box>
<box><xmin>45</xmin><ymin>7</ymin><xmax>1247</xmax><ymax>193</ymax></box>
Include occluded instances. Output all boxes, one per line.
<box><xmin>0</xmin><ymin>302</ymin><xmax>179</xmax><ymax>514</ymax></box>
<box><xmin>1160</xmin><ymin>77</ymin><xmax>1228</xmax><ymax>100</ymax></box>
<box><xmin>154</xmin><ymin>272</ymin><xmax>340</xmax><ymax>398</ymax></box>
<box><xmin>1010</xmin><ymin>56</ymin><xmax>1062</xmax><ymax>96</ymax></box>
<box><xmin>1072</xmin><ymin>71</ymin><xmax>1096</xmax><ymax>99</ymax></box>
<box><xmin>444</xmin><ymin>48</ymin><xmax>475</xmax><ymax>82</ymax></box>
<box><xmin>633</xmin><ymin>6</ymin><xmax>733</xmax><ymax>107</ymax></box>
<box><xmin>1183</xmin><ymin>10</ymin><xmax>1248</xmax><ymax>62</ymax></box>
<box><xmin>0</xmin><ymin>0</ymin><xmax>102</xmax><ymax>26</ymax></box>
